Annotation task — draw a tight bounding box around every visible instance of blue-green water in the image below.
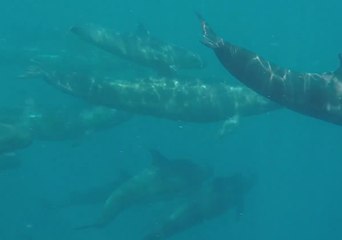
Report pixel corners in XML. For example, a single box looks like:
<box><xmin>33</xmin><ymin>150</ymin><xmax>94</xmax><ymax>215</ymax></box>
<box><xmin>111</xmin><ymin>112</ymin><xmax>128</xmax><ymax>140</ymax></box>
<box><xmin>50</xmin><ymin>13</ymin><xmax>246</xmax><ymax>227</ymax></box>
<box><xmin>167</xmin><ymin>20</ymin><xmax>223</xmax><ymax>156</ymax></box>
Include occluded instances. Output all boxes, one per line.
<box><xmin>1</xmin><ymin>0</ymin><xmax>342</xmax><ymax>239</ymax></box>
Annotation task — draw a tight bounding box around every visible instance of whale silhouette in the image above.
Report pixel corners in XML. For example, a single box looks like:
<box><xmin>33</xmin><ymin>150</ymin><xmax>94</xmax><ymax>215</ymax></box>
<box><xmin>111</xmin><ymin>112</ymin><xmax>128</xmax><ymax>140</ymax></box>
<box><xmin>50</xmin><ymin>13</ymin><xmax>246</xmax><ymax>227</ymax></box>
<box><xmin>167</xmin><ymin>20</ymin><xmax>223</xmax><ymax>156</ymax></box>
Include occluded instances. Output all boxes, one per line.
<box><xmin>197</xmin><ymin>13</ymin><xmax>342</xmax><ymax>126</ymax></box>
<box><xmin>75</xmin><ymin>149</ymin><xmax>212</xmax><ymax>230</ymax></box>
<box><xmin>70</xmin><ymin>24</ymin><xmax>205</xmax><ymax>75</ymax></box>
<box><xmin>143</xmin><ymin>173</ymin><xmax>255</xmax><ymax>240</ymax></box>
<box><xmin>28</xmin><ymin>61</ymin><xmax>278</xmax><ymax>123</ymax></box>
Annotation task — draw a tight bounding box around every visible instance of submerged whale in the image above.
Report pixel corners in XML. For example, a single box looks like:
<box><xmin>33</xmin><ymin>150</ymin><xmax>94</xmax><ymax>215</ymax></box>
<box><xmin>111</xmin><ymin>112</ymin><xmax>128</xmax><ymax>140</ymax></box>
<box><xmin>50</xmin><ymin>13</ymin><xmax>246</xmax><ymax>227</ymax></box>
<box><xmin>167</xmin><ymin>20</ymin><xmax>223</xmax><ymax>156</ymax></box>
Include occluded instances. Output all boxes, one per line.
<box><xmin>75</xmin><ymin>150</ymin><xmax>212</xmax><ymax>229</ymax></box>
<box><xmin>143</xmin><ymin>173</ymin><xmax>255</xmax><ymax>240</ymax></box>
<box><xmin>0</xmin><ymin>99</ymin><xmax>132</xmax><ymax>142</ymax></box>
<box><xmin>0</xmin><ymin>102</ymin><xmax>131</xmax><ymax>155</ymax></box>
<box><xmin>197</xmin><ymin>14</ymin><xmax>342</xmax><ymax>126</ymax></box>
<box><xmin>28</xmin><ymin>105</ymin><xmax>132</xmax><ymax>141</ymax></box>
<box><xmin>70</xmin><ymin>24</ymin><xmax>205</xmax><ymax>74</ymax></box>
<box><xmin>28</xmin><ymin>64</ymin><xmax>278</xmax><ymax>123</ymax></box>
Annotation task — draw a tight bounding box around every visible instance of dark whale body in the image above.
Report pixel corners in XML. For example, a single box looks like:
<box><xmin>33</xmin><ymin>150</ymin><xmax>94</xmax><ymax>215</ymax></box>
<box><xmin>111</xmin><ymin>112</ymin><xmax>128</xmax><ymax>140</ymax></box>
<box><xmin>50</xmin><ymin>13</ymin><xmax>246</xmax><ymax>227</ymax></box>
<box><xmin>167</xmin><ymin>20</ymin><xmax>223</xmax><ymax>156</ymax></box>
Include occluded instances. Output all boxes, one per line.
<box><xmin>75</xmin><ymin>150</ymin><xmax>211</xmax><ymax>229</ymax></box>
<box><xmin>31</xmin><ymin>65</ymin><xmax>278</xmax><ymax>123</ymax></box>
<box><xmin>0</xmin><ymin>102</ymin><xmax>131</xmax><ymax>155</ymax></box>
<box><xmin>198</xmin><ymin>14</ymin><xmax>342</xmax><ymax>125</ymax></box>
<box><xmin>143</xmin><ymin>174</ymin><xmax>254</xmax><ymax>240</ymax></box>
<box><xmin>70</xmin><ymin>24</ymin><xmax>205</xmax><ymax>74</ymax></box>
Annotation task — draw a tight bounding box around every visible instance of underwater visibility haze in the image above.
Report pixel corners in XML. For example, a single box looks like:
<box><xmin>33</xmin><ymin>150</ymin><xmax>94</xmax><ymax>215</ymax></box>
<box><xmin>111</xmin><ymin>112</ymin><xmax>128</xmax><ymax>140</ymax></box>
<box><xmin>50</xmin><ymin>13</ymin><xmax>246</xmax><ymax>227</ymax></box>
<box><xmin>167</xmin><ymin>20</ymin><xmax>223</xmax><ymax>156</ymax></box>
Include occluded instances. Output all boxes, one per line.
<box><xmin>0</xmin><ymin>0</ymin><xmax>342</xmax><ymax>240</ymax></box>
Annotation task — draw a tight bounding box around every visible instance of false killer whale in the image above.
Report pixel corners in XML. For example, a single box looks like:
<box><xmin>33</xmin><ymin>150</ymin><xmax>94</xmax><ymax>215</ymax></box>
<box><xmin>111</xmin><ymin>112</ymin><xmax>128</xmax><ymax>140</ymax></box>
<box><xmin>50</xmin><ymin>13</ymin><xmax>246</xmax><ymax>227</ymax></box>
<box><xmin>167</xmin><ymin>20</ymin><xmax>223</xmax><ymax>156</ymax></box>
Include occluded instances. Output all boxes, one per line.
<box><xmin>197</xmin><ymin>13</ymin><xmax>342</xmax><ymax>126</ymax></box>
<box><xmin>75</xmin><ymin>150</ymin><xmax>211</xmax><ymax>229</ymax></box>
<box><xmin>0</xmin><ymin>102</ymin><xmax>131</xmax><ymax>155</ymax></box>
<box><xmin>27</xmin><ymin>63</ymin><xmax>278</xmax><ymax>123</ymax></box>
<box><xmin>28</xmin><ymin>105</ymin><xmax>132</xmax><ymax>141</ymax></box>
<box><xmin>70</xmin><ymin>24</ymin><xmax>205</xmax><ymax>74</ymax></box>
<box><xmin>143</xmin><ymin>173</ymin><xmax>255</xmax><ymax>240</ymax></box>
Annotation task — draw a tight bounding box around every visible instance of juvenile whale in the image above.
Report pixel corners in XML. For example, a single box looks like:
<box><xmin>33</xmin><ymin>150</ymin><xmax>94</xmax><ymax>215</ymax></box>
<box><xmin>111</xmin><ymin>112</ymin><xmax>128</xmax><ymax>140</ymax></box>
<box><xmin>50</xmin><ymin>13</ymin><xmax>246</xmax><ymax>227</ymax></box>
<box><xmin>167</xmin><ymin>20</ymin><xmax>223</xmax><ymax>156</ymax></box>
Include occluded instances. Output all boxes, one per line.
<box><xmin>70</xmin><ymin>24</ymin><xmax>205</xmax><ymax>74</ymax></box>
<box><xmin>75</xmin><ymin>150</ymin><xmax>211</xmax><ymax>229</ymax></box>
<box><xmin>197</xmin><ymin>14</ymin><xmax>342</xmax><ymax>126</ymax></box>
<box><xmin>143</xmin><ymin>173</ymin><xmax>255</xmax><ymax>240</ymax></box>
<box><xmin>28</xmin><ymin>64</ymin><xmax>278</xmax><ymax>123</ymax></box>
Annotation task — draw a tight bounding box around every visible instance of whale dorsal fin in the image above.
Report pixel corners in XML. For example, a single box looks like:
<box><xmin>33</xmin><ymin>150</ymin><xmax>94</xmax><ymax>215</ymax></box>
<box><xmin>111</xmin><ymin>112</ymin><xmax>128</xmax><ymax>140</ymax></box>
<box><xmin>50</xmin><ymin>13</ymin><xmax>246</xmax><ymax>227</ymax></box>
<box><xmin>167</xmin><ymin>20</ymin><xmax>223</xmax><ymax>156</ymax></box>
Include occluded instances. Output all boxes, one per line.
<box><xmin>149</xmin><ymin>149</ymin><xmax>170</xmax><ymax>167</ymax></box>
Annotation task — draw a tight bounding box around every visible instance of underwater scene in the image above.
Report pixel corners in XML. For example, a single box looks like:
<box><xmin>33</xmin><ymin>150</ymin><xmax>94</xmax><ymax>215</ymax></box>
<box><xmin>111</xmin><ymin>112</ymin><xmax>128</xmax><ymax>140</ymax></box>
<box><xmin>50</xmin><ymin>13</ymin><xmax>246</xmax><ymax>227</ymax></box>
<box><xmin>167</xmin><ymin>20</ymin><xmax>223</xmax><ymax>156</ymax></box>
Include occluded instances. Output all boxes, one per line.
<box><xmin>1</xmin><ymin>0</ymin><xmax>342</xmax><ymax>239</ymax></box>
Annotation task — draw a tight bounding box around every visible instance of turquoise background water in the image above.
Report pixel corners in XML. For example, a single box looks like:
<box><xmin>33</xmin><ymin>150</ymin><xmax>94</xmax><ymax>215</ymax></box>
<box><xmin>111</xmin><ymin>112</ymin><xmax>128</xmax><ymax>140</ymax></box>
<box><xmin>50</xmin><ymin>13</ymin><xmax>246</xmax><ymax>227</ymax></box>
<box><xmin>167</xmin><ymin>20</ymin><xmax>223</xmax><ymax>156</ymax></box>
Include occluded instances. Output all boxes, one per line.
<box><xmin>0</xmin><ymin>0</ymin><xmax>342</xmax><ymax>239</ymax></box>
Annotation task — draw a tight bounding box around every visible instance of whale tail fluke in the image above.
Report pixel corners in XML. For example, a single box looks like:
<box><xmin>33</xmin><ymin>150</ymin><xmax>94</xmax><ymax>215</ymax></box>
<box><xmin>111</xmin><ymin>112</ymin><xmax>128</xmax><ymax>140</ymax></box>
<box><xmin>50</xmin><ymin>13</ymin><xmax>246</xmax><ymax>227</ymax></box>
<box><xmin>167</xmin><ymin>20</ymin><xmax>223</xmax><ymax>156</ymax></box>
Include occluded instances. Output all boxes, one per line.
<box><xmin>195</xmin><ymin>12</ymin><xmax>224</xmax><ymax>49</ymax></box>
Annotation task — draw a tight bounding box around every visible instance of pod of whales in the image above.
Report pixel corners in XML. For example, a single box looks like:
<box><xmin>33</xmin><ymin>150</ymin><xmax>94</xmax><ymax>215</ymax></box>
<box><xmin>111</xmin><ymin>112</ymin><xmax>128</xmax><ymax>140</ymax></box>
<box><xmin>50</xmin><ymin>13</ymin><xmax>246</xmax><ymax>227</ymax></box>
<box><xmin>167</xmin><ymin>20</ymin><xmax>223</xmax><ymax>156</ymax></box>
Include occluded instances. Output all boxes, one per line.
<box><xmin>197</xmin><ymin>14</ymin><xmax>342</xmax><ymax>126</ymax></box>
<box><xmin>3</xmin><ymin>20</ymin><xmax>266</xmax><ymax>240</ymax></box>
<box><xmin>70</xmin><ymin>24</ymin><xmax>205</xmax><ymax>74</ymax></box>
